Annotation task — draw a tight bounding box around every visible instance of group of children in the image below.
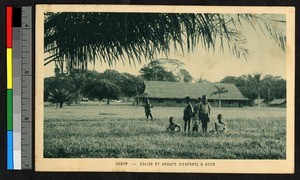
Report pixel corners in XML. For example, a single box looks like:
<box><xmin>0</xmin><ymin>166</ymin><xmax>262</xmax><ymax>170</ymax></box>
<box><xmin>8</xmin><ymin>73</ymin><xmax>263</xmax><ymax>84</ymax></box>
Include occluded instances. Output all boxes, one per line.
<box><xmin>144</xmin><ymin>95</ymin><xmax>226</xmax><ymax>135</ymax></box>
<box><xmin>167</xmin><ymin>113</ymin><xmax>226</xmax><ymax>135</ymax></box>
<box><xmin>168</xmin><ymin>95</ymin><xmax>226</xmax><ymax>135</ymax></box>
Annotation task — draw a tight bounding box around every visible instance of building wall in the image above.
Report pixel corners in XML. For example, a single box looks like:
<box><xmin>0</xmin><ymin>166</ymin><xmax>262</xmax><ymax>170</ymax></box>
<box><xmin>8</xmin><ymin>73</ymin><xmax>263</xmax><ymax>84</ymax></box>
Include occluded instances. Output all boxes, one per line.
<box><xmin>146</xmin><ymin>98</ymin><xmax>187</xmax><ymax>107</ymax></box>
<box><xmin>270</xmin><ymin>102</ymin><xmax>286</xmax><ymax>108</ymax></box>
<box><xmin>143</xmin><ymin>98</ymin><xmax>246</xmax><ymax>107</ymax></box>
<box><xmin>212</xmin><ymin>100</ymin><xmax>246</xmax><ymax>108</ymax></box>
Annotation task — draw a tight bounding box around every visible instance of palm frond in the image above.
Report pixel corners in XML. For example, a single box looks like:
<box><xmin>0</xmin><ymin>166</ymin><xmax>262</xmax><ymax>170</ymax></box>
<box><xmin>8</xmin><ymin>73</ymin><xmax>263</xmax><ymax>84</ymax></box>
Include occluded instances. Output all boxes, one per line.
<box><xmin>237</xmin><ymin>14</ymin><xmax>286</xmax><ymax>51</ymax></box>
<box><xmin>44</xmin><ymin>12</ymin><xmax>286</xmax><ymax>72</ymax></box>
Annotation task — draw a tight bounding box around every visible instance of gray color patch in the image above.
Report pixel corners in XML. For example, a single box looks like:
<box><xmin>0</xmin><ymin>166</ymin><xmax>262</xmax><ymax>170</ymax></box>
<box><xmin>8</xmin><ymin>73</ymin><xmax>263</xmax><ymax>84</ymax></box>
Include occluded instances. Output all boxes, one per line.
<box><xmin>21</xmin><ymin>6</ymin><xmax>32</xmax><ymax>170</ymax></box>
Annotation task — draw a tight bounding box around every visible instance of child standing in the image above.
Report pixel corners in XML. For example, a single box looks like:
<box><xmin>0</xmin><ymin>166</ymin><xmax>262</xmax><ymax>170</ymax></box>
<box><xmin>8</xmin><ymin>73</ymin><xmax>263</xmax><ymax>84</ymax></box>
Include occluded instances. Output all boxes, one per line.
<box><xmin>199</xmin><ymin>95</ymin><xmax>211</xmax><ymax>134</ymax></box>
<box><xmin>144</xmin><ymin>99</ymin><xmax>153</xmax><ymax>121</ymax></box>
<box><xmin>183</xmin><ymin>96</ymin><xmax>194</xmax><ymax>133</ymax></box>
<box><xmin>192</xmin><ymin>97</ymin><xmax>202</xmax><ymax>133</ymax></box>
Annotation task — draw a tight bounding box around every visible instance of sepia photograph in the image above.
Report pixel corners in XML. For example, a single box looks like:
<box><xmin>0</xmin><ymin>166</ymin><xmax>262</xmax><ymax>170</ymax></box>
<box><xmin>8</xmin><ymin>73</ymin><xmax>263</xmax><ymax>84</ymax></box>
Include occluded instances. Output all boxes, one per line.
<box><xmin>35</xmin><ymin>5</ymin><xmax>295</xmax><ymax>173</ymax></box>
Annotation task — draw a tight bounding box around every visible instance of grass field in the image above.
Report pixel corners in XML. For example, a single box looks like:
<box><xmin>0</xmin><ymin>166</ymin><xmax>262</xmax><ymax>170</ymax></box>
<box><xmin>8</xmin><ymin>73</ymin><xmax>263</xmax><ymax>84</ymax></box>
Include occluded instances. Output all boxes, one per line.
<box><xmin>44</xmin><ymin>102</ymin><xmax>286</xmax><ymax>159</ymax></box>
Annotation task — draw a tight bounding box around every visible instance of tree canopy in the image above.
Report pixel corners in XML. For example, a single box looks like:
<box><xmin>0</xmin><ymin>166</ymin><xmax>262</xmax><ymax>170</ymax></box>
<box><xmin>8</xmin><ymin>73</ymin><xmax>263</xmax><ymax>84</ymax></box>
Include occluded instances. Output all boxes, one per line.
<box><xmin>177</xmin><ymin>69</ymin><xmax>193</xmax><ymax>83</ymax></box>
<box><xmin>139</xmin><ymin>60</ymin><xmax>177</xmax><ymax>81</ymax></box>
<box><xmin>139</xmin><ymin>59</ymin><xmax>193</xmax><ymax>82</ymax></box>
<box><xmin>44</xmin><ymin>74</ymin><xmax>76</xmax><ymax>107</ymax></box>
<box><xmin>220</xmin><ymin>74</ymin><xmax>286</xmax><ymax>101</ymax></box>
<box><xmin>82</xmin><ymin>79</ymin><xmax>120</xmax><ymax>102</ymax></box>
<box><xmin>44</xmin><ymin>69</ymin><xmax>145</xmax><ymax>106</ymax></box>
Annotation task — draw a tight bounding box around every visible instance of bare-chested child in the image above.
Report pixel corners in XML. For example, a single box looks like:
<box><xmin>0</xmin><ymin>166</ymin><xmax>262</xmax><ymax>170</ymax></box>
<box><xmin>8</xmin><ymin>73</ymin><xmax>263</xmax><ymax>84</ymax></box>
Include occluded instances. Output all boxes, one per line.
<box><xmin>166</xmin><ymin>117</ymin><xmax>181</xmax><ymax>132</ymax></box>
<box><xmin>183</xmin><ymin>96</ymin><xmax>194</xmax><ymax>133</ymax></box>
<box><xmin>192</xmin><ymin>97</ymin><xmax>201</xmax><ymax>133</ymax></box>
<box><xmin>215</xmin><ymin>114</ymin><xmax>226</xmax><ymax>135</ymax></box>
<box><xmin>199</xmin><ymin>95</ymin><xmax>211</xmax><ymax>134</ymax></box>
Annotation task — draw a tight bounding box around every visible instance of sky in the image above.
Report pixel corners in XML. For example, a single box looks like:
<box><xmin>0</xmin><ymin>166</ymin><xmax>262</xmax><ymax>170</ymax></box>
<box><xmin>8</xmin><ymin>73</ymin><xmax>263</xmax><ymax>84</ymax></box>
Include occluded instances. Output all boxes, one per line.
<box><xmin>44</xmin><ymin>14</ymin><xmax>286</xmax><ymax>82</ymax></box>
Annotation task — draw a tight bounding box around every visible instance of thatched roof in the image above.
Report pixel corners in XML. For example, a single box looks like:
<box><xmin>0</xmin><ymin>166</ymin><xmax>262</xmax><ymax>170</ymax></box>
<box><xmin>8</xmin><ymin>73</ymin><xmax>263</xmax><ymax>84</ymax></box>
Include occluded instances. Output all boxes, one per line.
<box><xmin>269</xmin><ymin>99</ymin><xmax>286</xmax><ymax>105</ymax></box>
<box><xmin>253</xmin><ymin>99</ymin><xmax>267</xmax><ymax>104</ymax></box>
<box><xmin>143</xmin><ymin>81</ymin><xmax>248</xmax><ymax>100</ymax></box>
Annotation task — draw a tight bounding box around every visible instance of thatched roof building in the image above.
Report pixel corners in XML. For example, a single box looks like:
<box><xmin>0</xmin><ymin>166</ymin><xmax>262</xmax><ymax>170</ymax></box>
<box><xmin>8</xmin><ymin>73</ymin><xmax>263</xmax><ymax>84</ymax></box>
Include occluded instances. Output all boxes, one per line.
<box><xmin>253</xmin><ymin>99</ymin><xmax>268</xmax><ymax>107</ymax></box>
<box><xmin>269</xmin><ymin>99</ymin><xmax>286</xmax><ymax>108</ymax></box>
<box><xmin>141</xmin><ymin>81</ymin><xmax>248</xmax><ymax>107</ymax></box>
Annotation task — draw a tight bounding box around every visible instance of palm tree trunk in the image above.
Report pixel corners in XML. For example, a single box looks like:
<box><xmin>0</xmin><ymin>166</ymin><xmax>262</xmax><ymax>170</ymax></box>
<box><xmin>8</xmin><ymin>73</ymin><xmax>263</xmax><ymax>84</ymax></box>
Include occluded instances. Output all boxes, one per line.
<box><xmin>258</xmin><ymin>90</ymin><xmax>261</xmax><ymax>108</ymax></box>
<box><xmin>136</xmin><ymin>86</ymin><xmax>139</xmax><ymax>106</ymax></box>
<box><xmin>219</xmin><ymin>94</ymin><xmax>221</xmax><ymax>108</ymax></box>
<box><xmin>267</xmin><ymin>88</ymin><xmax>270</xmax><ymax>107</ymax></box>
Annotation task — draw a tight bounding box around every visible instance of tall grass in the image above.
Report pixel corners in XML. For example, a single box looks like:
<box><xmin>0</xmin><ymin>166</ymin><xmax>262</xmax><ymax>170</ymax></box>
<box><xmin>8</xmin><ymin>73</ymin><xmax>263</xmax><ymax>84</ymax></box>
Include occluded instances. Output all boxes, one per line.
<box><xmin>44</xmin><ymin>104</ymin><xmax>286</xmax><ymax>159</ymax></box>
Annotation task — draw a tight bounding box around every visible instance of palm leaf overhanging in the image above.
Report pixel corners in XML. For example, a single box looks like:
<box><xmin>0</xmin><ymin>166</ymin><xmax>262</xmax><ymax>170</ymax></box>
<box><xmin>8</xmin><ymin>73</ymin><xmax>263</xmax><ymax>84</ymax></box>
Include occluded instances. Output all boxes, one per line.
<box><xmin>44</xmin><ymin>13</ymin><xmax>286</xmax><ymax>72</ymax></box>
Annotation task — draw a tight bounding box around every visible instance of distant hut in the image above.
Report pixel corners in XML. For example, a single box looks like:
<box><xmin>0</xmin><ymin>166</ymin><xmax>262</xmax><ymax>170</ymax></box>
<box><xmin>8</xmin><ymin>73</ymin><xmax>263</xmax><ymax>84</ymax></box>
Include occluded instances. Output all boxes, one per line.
<box><xmin>269</xmin><ymin>99</ymin><xmax>286</xmax><ymax>108</ymax></box>
<box><xmin>141</xmin><ymin>81</ymin><xmax>248</xmax><ymax>107</ymax></box>
<box><xmin>253</xmin><ymin>99</ymin><xmax>268</xmax><ymax>107</ymax></box>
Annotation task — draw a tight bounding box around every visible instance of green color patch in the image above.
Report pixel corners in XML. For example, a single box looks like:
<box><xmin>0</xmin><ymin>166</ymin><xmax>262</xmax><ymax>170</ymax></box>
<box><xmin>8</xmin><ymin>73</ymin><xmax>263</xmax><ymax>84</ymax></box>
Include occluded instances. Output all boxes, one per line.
<box><xmin>7</xmin><ymin>90</ymin><xmax>13</xmax><ymax>130</ymax></box>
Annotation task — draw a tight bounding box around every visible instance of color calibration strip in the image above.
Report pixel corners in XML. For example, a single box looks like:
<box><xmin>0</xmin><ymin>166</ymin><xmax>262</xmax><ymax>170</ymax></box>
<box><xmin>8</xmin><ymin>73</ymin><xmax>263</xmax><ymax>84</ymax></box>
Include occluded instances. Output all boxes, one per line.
<box><xmin>7</xmin><ymin>6</ymin><xmax>13</xmax><ymax>170</ymax></box>
<box><xmin>6</xmin><ymin>6</ymin><xmax>32</xmax><ymax>170</ymax></box>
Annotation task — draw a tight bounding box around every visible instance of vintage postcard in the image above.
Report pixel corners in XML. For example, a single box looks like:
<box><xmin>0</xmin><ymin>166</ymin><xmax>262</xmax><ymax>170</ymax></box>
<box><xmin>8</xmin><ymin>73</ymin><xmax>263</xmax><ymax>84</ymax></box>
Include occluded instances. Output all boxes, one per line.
<box><xmin>35</xmin><ymin>5</ymin><xmax>295</xmax><ymax>173</ymax></box>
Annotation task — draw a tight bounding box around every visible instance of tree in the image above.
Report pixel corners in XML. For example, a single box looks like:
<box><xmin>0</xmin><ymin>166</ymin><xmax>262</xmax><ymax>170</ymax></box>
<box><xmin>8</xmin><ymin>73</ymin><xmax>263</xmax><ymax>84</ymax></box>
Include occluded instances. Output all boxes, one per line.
<box><xmin>48</xmin><ymin>88</ymin><xmax>74</xmax><ymax>108</ymax></box>
<box><xmin>45</xmin><ymin>69</ymin><xmax>148</xmax><ymax>106</ymax></box>
<box><xmin>271</xmin><ymin>77</ymin><xmax>286</xmax><ymax>99</ymax></box>
<box><xmin>158</xmin><ymin>58</ymin><xmax>185</xmax><ymax>73</ymax></box>
<box><xmin>44</xmin><ymin>63</ymin><xmax>76</xmax><ymax>107</ymax></box>
<box><xmin>211</xmin><ymin>85</ymin><xmax>228</xmax><ymax>107</ymax></box>
<box><xmin>98</xmin><ymin>69</ymin><xmax>145</xmax><ymax>104</ymax></box>
<box><xmin>44</xmin><ymin>75</ymin><xmax>75</xmax><ymax>108</ymax></box>
<box><xmin>120</xmin><ymin>73</ymin><xmax>145</xmax><ymax>99</ymax></box>
<box><xmin>221</xmin><ymin>75</ymin><xmax>251</xmax><ymax>99</ymax></box>
<box><xmin>220</xmin><ymin>74</ymin><xmax>286</xmax><ymax>102</ymax></box>
<box><xmin>196</xmin><ymin>77</ymin><xmax>210</xmax><ymax>83</ymax></box>
<box><xmin>82</xmin><ymin>79</ymin><xmax>120</xmax><ymax>104</ymax></box>
<box><xmin>68</xmin><ymin>71</ymin><xmax>86</xmax><ymax>103</ymax></box>
<box><xmin>177</xmin><ymin>69</ymin><xmax>193</xmax><ymax>82</ymax></box>
<box><xmin>147</xmin><ymin>58</ymin><xmax>192</xmax><ymax>82</ymax></box>
<box><xmin>220</xmin><ymin>76</ymin><xmax>246</xmax><ymax>87</ymax></box>
<box><xmin>101</xmin><ymin>69</ymin><xmax>124</xmax><ymax>83</ymax></box>
<box><xmin>248</xmin><ymin>73</ymin><xmax>263</xmax><ymax>108</ymax></box>
<box><xmin>265</xmin><ymin>82</ymin><xmax>272</xmax><ymax>106</ymax></box>
<box><xmin>44</xmin><ymin>13</ymin><xmax>286</xmax><ymax>73</ymax></box>
<box><xmin>261</xmin><ymin>75</ymin><xmax>286</xmax><ymax>101</ymax></box>
<box><xmin>44</xmin><ymin>77</ymin><xmax>56</xmax><ymax>102</ymax></box>
<box><xmin>139</xmin><ymin>60</ymin><xmax>177</xmax><ymax>82</ymax></box>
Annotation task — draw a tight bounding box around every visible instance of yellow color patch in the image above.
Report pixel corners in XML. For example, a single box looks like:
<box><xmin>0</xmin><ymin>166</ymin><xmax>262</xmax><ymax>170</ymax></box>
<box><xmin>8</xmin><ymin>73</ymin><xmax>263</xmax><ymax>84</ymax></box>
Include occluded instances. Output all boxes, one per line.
<box><xmin>7</xmin><ymin>48</ymin><xmax>12</xmax><ymax>89</ymax></box>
